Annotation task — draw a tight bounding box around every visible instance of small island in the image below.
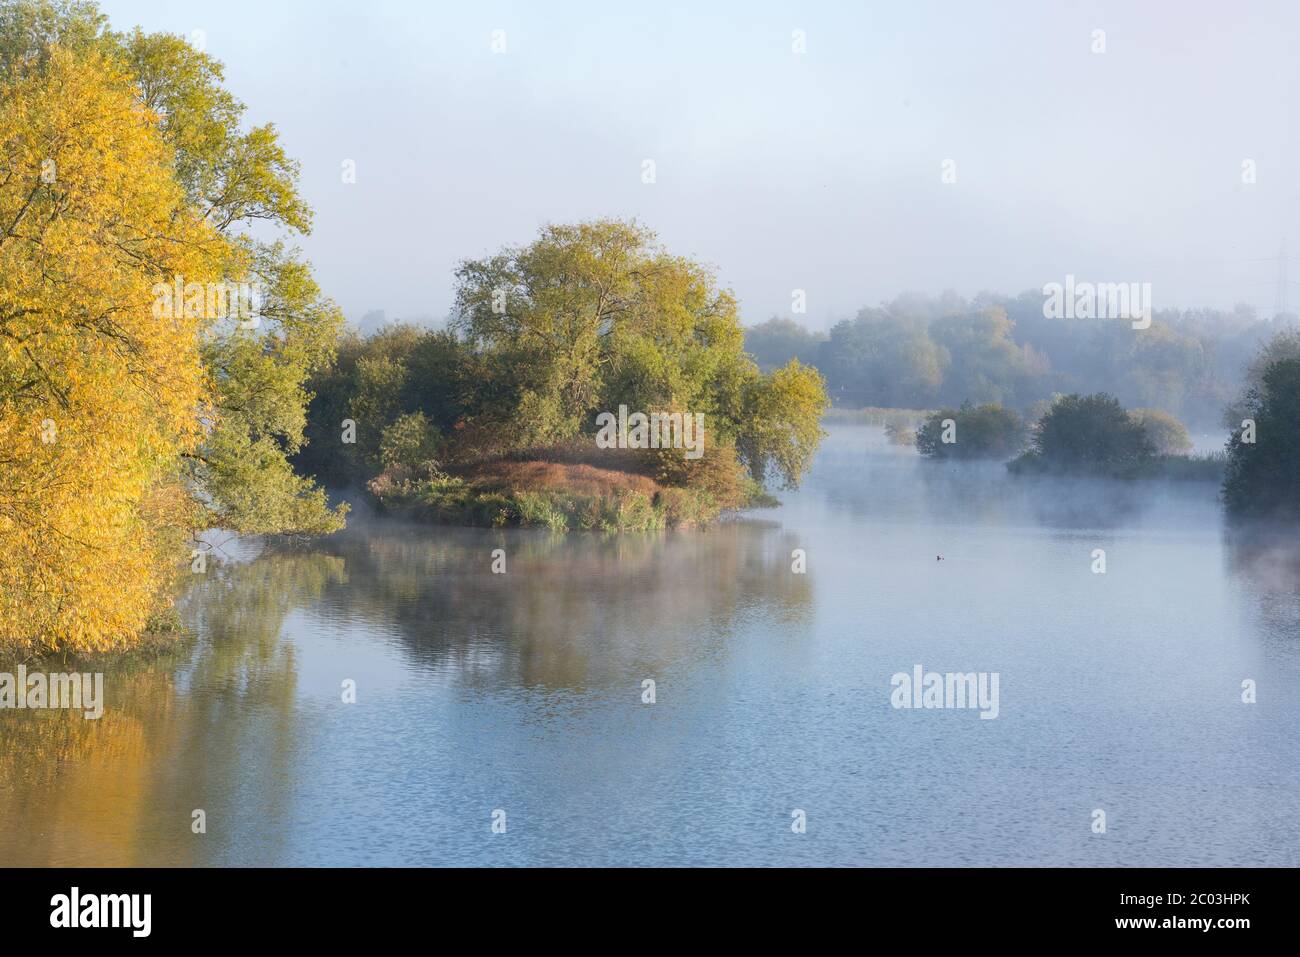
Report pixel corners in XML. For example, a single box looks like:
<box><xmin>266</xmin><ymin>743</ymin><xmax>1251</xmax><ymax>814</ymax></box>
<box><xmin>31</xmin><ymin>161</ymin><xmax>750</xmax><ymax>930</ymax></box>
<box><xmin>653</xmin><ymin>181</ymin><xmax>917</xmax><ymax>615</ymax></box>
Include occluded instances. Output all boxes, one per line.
<box><xmin>293</xmin><ymin>220</ymin><xmax>829</xmax><ymax>531</ymax></box>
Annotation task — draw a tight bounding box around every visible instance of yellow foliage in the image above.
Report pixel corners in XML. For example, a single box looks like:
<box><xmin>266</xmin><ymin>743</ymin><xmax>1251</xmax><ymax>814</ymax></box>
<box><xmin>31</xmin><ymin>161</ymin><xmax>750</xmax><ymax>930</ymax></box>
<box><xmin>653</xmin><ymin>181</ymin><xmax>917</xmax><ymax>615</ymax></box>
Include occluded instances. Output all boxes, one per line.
<box><xmin>0</xmin><ymin>47</ymin><xmax>222</xmax><ymax>654</ymax></box>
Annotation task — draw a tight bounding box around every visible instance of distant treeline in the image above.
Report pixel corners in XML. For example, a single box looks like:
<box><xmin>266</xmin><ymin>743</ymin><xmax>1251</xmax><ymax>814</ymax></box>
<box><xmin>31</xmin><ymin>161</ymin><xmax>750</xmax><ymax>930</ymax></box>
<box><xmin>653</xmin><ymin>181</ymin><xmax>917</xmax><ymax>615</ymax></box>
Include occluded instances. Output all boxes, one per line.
<box><xmin>745</xmin><ymin>292</ymin><xmax>1291</xmax><ymax>429</ymax></box>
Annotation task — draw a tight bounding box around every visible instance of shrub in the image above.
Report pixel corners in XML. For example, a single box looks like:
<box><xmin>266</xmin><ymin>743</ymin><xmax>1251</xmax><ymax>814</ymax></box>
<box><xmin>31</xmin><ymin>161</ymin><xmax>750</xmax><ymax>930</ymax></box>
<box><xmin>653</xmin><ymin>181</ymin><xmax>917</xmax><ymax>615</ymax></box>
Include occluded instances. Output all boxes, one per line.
<box><xmin>1010</xmin><ymin>393</ymin><xmax>1155</xmax><ymax>477</ymax></box>
<box><xmin>1130</xmin><ymin>408</ymin><xmax>1193</xmax><ymax>455</ymax></box>
<box><xmin>651</xmin><ymin>441</ymin><xmax>748</xmax><ymax>509</ymax></box>
<box><xmin>379</xmin><ymin>411</ymin><xmax>443</xmax><ymax>475</ymax></box>
<box><xmin>916</xmin><ymin>403</ymin><xmax>1026</xmax><ymax>460</ymax></box>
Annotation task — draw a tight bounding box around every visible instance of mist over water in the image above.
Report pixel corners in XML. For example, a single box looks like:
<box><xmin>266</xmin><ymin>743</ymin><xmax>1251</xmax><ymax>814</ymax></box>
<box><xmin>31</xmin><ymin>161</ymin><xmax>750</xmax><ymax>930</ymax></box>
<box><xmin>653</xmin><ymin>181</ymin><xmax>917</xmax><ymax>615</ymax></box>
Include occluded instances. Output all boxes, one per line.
<box><xmin>2</xmin><ymin>425</ymin><xmax>1297</xmax><ymax>866</ymax></box>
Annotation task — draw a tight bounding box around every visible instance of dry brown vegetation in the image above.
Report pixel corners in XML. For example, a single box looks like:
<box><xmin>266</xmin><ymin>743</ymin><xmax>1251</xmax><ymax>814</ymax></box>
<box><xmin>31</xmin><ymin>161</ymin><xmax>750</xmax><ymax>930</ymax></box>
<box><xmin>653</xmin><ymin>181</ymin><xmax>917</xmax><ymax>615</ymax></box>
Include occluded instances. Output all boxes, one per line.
<box><xmin>367</xmin><ymin>441</ymin><xmax>765</xmax><ymax>532</ymax></box>
<box><xmin>462</xmin><ymin>460</ymin><xmax>665</xmax><ymax>498</ymax></box>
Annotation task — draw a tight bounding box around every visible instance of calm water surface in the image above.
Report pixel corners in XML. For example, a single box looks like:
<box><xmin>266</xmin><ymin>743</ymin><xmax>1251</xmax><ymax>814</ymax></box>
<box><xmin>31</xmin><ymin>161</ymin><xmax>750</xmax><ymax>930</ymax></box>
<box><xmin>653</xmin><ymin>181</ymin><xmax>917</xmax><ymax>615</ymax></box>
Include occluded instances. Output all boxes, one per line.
<box><xmin>3</xmin><ymin>425</ymin><xmax>1298</xmax><ymax>866</ymax></box>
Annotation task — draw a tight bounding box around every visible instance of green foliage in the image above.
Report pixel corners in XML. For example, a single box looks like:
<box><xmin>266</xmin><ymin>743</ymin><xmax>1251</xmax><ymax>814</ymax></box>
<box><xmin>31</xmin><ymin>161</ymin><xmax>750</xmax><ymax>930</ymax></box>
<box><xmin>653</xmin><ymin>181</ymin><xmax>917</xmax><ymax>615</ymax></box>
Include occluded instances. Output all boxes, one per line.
<box><xmin>198</xmin><ymin>419</ymin><xmax>345</xmax><ymax>536</ymax></box>
<box><xmin>450</xmin><ymin>219</ymin><xmax>826</xmax><ymax>484</ymax></box>
<box><xmin>735</xmin><ymin>360</ymin><xmax>829</xmax><ymax>488</ymax></box>
<box><xmin>379</xmin><ymin>411</ymin><xmax>442</xmax><ymax>475</ymax></box>
<box><xmin>302</xmin><ymin>220</ymin><xmax>830</xmax><ymax>519</ymax></box>
<box><xmin>1223</xmin><ymin>357</ymin><xmax>1300</xmax><ymax>519</ymax></box>
<box><xmin>916</xmin><ymin>403</ymin><xmax>1026</xmax><ymax>460</ymax></box>
<box><xmin>193</xmin><ymin>238</ymin><xmax>346</xmax><ymax>534</ymax></box>
<box><xmin>297</xmin><ymin>325</ymin><xmax>475</xmax><ymax>485</ymax></box>
<box><xmin>350</xmin><ymin>354</ymin><xmax>410</xmax><ymax>465</ymax></box>
<box><xmin>0</xmin><ymin>0</ymin><xmax>105</xmax><ymax>71</ymax></box>
<box><xmin>119</xmin><ymin>29</ymin><xmax>311</xmax><ymax>232</ymax></box>
<box><xmin>1010</xmin><ymin>393</ymin><xmax>1155</xmax><ymax>477</ymax></box>
<box><xmin>513</xmin><ymin>491</ymin><xmax>572</xmax><ymax>531</ymax></box>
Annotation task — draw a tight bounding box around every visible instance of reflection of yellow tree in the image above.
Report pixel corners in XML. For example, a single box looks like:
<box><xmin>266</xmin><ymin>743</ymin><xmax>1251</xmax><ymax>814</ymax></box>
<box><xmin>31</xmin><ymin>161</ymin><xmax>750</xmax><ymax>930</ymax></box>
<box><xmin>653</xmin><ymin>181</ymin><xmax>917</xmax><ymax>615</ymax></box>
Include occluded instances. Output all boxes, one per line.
<box><xmin>0</xmin><ymin>648</ymin><xmax>193</xmax><ymax>866</ymax></box>
<box><xmin>0</xmin><ymin>549</ymin><xmax>343</xmax><ymax>866</ymax></box>
<box><xmin>1</xmin><ymin>521</ymin><xmax>813</xmax><ymax>864</ymax></box>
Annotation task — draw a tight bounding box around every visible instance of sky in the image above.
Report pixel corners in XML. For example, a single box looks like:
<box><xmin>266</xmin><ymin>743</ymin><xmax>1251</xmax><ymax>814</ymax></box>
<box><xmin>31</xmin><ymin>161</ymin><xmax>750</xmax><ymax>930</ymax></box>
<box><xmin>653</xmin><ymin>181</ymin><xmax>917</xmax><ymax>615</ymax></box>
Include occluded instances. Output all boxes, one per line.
<box><xmin>101</xmin><ymin>0</ymin><xmax>1300</xmax><ymax>330</ymax></box>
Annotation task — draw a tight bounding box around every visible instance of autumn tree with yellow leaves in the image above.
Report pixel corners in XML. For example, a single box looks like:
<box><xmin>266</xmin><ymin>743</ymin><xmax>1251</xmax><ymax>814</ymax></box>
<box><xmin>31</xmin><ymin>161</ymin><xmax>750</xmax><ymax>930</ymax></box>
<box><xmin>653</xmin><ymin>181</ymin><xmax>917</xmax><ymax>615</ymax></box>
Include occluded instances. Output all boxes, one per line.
<box><xmin>0</xmin><ymin>0</ymin><xmax>346</xmax><ymax>655</ymax></box>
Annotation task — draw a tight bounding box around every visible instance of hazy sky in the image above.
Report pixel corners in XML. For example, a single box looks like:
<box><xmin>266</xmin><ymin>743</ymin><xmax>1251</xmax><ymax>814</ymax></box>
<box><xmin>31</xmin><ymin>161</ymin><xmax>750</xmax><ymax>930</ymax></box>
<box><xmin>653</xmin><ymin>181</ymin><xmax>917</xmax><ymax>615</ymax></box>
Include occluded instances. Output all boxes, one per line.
<box><xmin>103</xmin><ymin>0</ymin><xmax>1300</xmax><ymax>329</ymax></box>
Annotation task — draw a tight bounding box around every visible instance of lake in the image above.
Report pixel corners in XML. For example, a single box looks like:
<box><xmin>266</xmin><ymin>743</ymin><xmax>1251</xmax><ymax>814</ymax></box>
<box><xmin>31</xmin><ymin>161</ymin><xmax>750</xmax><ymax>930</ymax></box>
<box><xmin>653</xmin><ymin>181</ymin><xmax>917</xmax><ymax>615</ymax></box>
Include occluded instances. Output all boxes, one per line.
<box><xmin>2</xmin><ymin>424</ymin><xmax>1298</xmax><ymax>866</ymax></box>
